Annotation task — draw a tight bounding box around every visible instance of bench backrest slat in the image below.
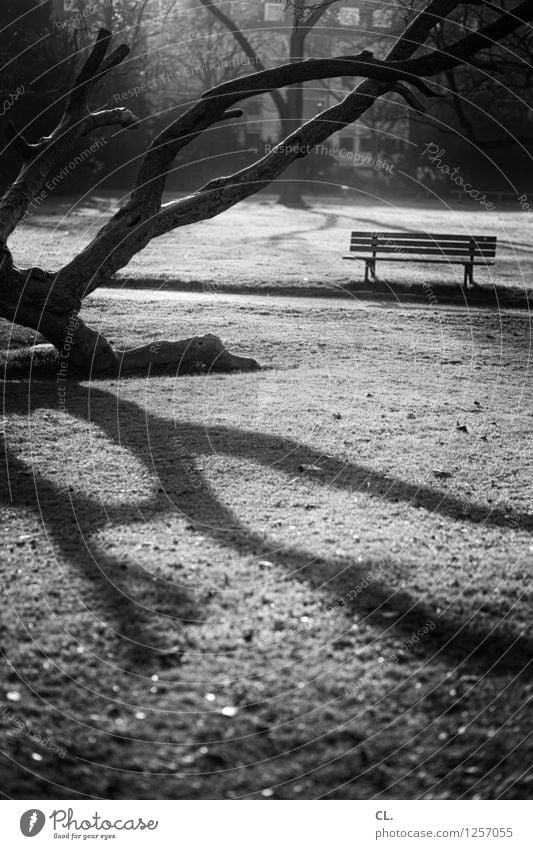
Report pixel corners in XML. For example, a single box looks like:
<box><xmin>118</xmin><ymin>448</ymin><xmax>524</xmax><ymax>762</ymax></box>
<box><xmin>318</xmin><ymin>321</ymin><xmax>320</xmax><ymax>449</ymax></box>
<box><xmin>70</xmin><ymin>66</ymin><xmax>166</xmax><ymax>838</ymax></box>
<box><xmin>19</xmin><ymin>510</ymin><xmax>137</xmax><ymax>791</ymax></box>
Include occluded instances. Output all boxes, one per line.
<box><xmin>350</xmin><ymin>240</ymin><xmax>496</xmax><ymax>252</ymax></box>
<box><xmin>349</xmin><ymin>237</ymin><xmax>496</xmax><ymax>246</ymax></box>
<box><xmin>350</xmin><ymin>231</ymin><xmax>496</xmax><ymax>241</ymax></box>
<box><xmin>349</xmin><ymin>232</ymin><xmax>497</xmax><ymax>257</ymax></box>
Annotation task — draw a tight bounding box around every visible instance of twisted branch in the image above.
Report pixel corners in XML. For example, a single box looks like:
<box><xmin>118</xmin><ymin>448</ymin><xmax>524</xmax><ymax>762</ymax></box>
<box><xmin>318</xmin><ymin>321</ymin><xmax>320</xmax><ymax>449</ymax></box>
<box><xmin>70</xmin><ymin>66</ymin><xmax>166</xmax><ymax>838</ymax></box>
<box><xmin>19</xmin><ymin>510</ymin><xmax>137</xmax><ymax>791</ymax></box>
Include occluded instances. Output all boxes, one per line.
<box><xmin>0</xmin><ymin>29</ymin><xmax>133</xmax><ymax>244</ymax></box>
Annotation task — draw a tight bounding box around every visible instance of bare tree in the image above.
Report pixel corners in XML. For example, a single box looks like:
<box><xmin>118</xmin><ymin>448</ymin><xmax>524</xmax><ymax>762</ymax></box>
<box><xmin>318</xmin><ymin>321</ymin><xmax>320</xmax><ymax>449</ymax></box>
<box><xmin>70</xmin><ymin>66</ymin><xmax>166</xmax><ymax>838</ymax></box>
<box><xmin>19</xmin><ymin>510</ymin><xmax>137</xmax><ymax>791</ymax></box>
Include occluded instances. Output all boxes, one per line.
<box><xmin>198</xmin><ymin>0</ymin><xmax>340</xmax><ymax>207</ymax></box>
<box><xmin>383</xmin><ymin>1</ymin><xmax>533</xmax><ymax>153</ymax></box>
<box><xmin>1</xmin><ymin>0</ymin><xmax>532</xmax><ymax>376</ymax></box>
<box><xmin>433</xmin><ymin>16</ymin><xmax>533</xmax><ymax>150</ymax></box>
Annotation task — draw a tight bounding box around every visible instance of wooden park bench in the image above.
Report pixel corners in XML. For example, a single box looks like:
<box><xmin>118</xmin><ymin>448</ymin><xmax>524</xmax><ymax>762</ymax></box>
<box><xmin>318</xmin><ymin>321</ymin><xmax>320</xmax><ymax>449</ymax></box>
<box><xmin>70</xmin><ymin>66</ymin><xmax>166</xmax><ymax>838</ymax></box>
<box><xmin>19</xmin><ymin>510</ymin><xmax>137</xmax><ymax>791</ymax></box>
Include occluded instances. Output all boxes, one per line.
<box><xmin>343</xmin><ymin>231</ymin><xmax>497</xmax><ymax>288</ymax></box>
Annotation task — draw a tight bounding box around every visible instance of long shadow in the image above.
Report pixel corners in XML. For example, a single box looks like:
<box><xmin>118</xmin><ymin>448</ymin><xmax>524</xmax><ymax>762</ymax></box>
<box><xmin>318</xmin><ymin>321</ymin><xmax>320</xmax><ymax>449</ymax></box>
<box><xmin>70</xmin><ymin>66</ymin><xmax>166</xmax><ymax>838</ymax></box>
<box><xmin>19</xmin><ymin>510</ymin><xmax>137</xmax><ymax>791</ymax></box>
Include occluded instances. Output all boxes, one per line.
<box><xmin>2</xmin><ymin>379</ymin><xmax>532</xmax><ymax>679</ymax></box>
<box><xmin>0</xmin><ymin>424</ymin><xmax>202</xmax><ymax>672</ymax></box>
<box><xmin>306</xmin><ymin>211</ymin><xmax>416</xmax><ymax>233</ymax></box>
<box><xmin>101</xmin><ymin>276</ymin><xmax>533</xmax><ymax>310</ymax></box>
<box><xmin>267</xmin><ymin>212</ymin><xmax>339</xmax><ymax>243</ymax></box>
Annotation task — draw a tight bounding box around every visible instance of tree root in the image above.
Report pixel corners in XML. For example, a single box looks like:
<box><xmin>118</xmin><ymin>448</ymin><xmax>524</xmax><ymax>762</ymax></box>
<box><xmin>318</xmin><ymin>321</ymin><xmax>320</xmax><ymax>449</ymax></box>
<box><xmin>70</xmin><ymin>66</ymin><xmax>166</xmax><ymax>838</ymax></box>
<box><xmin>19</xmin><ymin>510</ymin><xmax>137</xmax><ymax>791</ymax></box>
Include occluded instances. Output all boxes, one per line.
<box><xmin>1</xmin><ymin>334</ymin><xmax>260</xmax><ymax>380</ymax></box>
<box><xmin>115</xmin><ymin>333</ymin><xmax>260</xmax><ymax>374</ymax></box>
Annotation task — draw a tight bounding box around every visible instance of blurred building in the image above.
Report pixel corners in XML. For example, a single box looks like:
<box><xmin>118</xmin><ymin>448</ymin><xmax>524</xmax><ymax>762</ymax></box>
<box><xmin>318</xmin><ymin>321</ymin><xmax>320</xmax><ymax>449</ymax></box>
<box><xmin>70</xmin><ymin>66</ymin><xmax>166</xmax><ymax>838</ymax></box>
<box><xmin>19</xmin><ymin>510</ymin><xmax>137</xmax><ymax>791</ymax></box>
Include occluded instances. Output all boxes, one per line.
<box><xmin>237</xmin><ymin>0</ymin><xmax>411</xmax><ymax>188</ymax></box>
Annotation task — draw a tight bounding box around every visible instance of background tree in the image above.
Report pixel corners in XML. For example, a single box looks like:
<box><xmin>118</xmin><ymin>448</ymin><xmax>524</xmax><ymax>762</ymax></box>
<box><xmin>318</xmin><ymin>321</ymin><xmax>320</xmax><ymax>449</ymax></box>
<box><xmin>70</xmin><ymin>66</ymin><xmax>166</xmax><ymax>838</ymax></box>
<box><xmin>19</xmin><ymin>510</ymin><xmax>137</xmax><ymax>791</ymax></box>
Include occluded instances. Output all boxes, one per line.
<box><xmin>0</xmin><ymin>0</ymin><xmax>76</xmax><ymax>191</ymax></box>
<box><xmin>376</xmin><ymin>0</ymin><xmax>533</xmax><ymax>189</ymax></box>
<box><xmin>52</xmin><ymin>0</ymin><xmax>171</xmax><ymax>188</ymax></box>
<box><xmin>198</xmin><ymin>0</ymin><xmax>341</xmax><ymax>207</ymax></box>
<box><xmin>146</xmin><ymin>1</ymin><xmax>268</xmax><ymax>191</ymax></box>
<box><xmin>1</xmin><ymin>0</ymin><xmax>532</xmax><ymax>376</ymax></box>
<box><xmin>308</xmin><ymin>0</ymin><xmax>533</xmax><ymax>192</ymax></box>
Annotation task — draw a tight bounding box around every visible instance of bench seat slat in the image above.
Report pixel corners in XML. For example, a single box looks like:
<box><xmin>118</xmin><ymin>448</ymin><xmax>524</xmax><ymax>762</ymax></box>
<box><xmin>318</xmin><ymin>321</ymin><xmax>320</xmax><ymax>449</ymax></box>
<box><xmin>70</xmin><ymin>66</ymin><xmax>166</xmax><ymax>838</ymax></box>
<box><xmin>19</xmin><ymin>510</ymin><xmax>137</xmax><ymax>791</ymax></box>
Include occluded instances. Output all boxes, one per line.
<box><xmin>343</xmin><ymin>256</ymin><xmax>495</xmax><ymax>265</ymax></box>
<box><xmin>349</xmin><ymin>244</ymin><xmax>496</xmax><ymax>255</ymax></box>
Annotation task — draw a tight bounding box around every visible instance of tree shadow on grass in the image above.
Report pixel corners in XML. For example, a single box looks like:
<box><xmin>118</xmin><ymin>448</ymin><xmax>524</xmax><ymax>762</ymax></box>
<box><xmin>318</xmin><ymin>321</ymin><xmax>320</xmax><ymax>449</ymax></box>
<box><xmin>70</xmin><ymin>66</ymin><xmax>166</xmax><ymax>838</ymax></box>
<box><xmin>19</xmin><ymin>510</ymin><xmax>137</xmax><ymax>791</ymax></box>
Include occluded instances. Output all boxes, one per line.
<box><xmin>0</xmin><ymin>433</ymin><xmax>202</xmax><ymax>672</ymax></box>
<box><xmin>2</xmin><ymin>378</ymin><xmax>532</xmax><ymax>682</ymax></box>
<box><xmin>102</xmin><ymin>274</ymin><xmax>533</xmax><ymax>310</ymax></box>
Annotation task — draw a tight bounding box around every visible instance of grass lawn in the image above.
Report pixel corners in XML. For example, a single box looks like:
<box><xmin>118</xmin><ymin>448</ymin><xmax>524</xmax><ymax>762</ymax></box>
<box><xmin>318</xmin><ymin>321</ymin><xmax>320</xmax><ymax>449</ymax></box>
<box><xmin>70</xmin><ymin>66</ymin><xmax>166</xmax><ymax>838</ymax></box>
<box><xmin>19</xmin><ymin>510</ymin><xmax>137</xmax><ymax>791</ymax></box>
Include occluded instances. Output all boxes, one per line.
<box><xmin>1</xmin><ymin>197</ymin><xmax>532</xmax><ymax>799</ymax></box>
<box><xmin>9</xmin><ymin>192</ymin><xmax>533</xmax><ymax>297</ymax></box>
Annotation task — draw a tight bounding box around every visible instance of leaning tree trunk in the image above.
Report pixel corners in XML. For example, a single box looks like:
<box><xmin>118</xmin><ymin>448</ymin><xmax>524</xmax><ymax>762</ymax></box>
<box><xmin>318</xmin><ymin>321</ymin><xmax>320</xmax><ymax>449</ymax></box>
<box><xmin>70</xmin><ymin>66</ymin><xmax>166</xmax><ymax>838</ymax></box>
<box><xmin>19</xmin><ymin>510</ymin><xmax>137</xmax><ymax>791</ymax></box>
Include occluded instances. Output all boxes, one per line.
<box><xmin>1</xmin><ymin>0</ymin><xmax>531</xmax><ymax>375</ymax></box>
<box><xmin>1</xmin><ymin>249</ymin><xmax>259</xmax><ymax>377</ymax></box>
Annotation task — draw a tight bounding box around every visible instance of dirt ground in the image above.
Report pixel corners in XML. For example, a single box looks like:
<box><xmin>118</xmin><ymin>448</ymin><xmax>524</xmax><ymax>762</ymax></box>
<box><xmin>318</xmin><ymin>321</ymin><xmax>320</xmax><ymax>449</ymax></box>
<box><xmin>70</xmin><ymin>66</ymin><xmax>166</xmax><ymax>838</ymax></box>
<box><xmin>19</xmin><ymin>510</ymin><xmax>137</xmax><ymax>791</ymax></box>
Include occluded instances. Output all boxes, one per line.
<box><xmin>1</xmin><ymin>198</ymin><xmax>532</xmax><ymax>799</ymax></box>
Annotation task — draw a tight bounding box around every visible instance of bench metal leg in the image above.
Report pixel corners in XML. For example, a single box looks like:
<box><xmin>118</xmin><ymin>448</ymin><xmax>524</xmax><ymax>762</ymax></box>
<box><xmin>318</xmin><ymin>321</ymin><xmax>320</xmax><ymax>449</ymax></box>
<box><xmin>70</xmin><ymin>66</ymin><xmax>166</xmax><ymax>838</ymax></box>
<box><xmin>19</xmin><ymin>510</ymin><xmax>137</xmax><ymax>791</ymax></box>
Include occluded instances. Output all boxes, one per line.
<box><xmin>364</xmin><ymin>260</ymin><xmax>378</xmax><ymax>284</ymax></box>
<box><xmin>463</xmin><ymin>263</ymin><xmax>474</xmax><ymax>290</ymax></box>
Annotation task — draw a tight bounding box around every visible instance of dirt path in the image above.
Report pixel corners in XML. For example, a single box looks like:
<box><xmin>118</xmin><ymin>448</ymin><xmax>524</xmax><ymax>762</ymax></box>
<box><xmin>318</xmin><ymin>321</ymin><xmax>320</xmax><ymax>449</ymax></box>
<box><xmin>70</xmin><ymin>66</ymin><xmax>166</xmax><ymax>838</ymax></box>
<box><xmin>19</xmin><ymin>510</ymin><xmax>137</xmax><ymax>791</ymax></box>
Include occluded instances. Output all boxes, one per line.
<box><xmin>97</xmin><ymin>286</ymin><xmax>529</xmax><ymax>318</ymax></box>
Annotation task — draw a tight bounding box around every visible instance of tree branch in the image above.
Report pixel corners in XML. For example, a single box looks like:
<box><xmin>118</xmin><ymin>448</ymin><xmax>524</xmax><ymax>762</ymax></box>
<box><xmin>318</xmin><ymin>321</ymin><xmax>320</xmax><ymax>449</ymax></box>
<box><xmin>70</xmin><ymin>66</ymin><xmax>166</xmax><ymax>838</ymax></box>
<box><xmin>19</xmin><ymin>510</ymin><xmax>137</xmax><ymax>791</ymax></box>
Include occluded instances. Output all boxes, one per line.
<box><xmin>140</xmin><ymin>0</ymin><xmax>533</xmax><ymax>237</ymax></box>
<box><xmin>0</xmin><ymin>29</ymin><xmax>131</xmax><ymax>244</ymax></box>
<box><xmin>84</xmin><ymin>107</ymin><xmax>139</xmax><ymax>133</ymax></box>
<box><xmin>440</xmin><ymin>66</ymin><xmax>532</xmax><ymax>150</ymax></box>
<box><xmin>283</xmin><ymin>0</ymin><xmax>339</xmax><ymax>29</ymax></box>
<box><xmin>392</xmin><ymin>83</ymin><xmax>428</xmax><ymax>112</ymax></box>
<box><xmin>4</xmin><ymin>122</ymin><xmax>42</xmax><ymax>160</ymax></box>
<box><xmin>92</xmin><ymin>49</ymin><xmax>427</xmax><ymax>219</ymax></box>
<box><xmin>444</xmin><ymin>66</ymin><xmax>479</xmax><ymax>142</ymax></box>
<box><xmin>52</xmin><ymin>0</ymin><xmax>533</xmax><ymax>299</ymax></box>
<box><xmin>197</xmin><ymin>0</ymin><xmax>288</xmax><ymax>119</ymax></box>
<box><xmin>388</xmin><ymin>0</ymin><xmax>463</xmax><ymax>61</ymax></box>
<box><xmin>197</xmin><ymin>0</ymin><xmax>263</xmax><ymax>64</ymax></box>
<box><xmin>401</xmin><ymin>0</ymin><xmax>533</xmax><ymax>76</ymax></box>
<box><xmin>2</xmin><ymin>0</ymin><xmax>532</xmax><ymax>372</ymax></box>
<box><xmin>66</xmin><ymin>29</ymin><xmax>114</xmax><ymax>112</ymax></box>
